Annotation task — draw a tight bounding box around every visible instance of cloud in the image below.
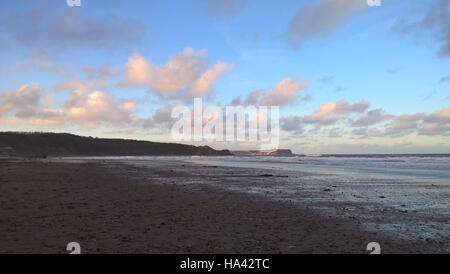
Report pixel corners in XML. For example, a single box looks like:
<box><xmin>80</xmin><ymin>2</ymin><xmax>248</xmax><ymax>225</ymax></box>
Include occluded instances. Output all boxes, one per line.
<box><xmin>280</xmin><ymin>101</ymin><xmax>449</xmax><ymax>139</ymax></box>
<box><xmin>328</xmin><ymin>128</ymin><xmax>343</xmax><ymax>138</ymax></box>
<box><xmin>336</xmin><ymin>87</ymin><xmax>347</xmax><ymax>92</ymax></box>
<box><xmin>281</xmin><ymin>115</ymin><xmax>303</xmax><ymax>134</ymax></box>
<box><xmin>0</xmin><ymin>7</ymin><xmax>147</xmax><ymax>52</ymax></box>
<box><xmin>0</xmin><ymin>83</ymin><xmax>136</xmax><ymax>129</ymax></box>
<box><xmin>80</xmin><ymin>65</ymin><xmax>120</xmax><ymax>91</ymax></box>
<box><xmin>229</xmin><ymin>97</ymin><xmax>242</xmax><ymax>106</ymax></box>
<box><xmin>141</xmin><ymin>102</ymin><xmax>183</xmax><ymax>129</ymax></box>
<box><xmin>351</xmin><ymin>127</ymin><xmax>384</xmax><ymax>139</ymax></box>
<box><xmin>230</xmin><ymin>89</ymin><xmax>264</xmax><ymax>106</ymax></box>
<box><xmin>318</xmin><ymin>75</ymin><xmax>334</xmax><ymax>84</ymax></box>
<box><xmin>419</xmin><ymin>108</ymin><xmax>450</xmax><ymax>135</ymax></box>
<box><xmin>199</xmin><ymin>0</ymin><xmax>247</xmax><ymax>18</ymax></box>
<box><xmin>34</xmin><ymin>91</ymin><xmax>136</xmax><ymax>129</ymax></box>
<box><xmin>439</xmin><ymin>75</ymin><xmax>450</xmax><ymax>84</ymax></box>
<box><xmin>259</xmin><ymin>77</ymin><xmax>309</xmax><ymax>107</ymax></box>
<box><xmin>280</xmin><ymin>99</ymin><xmax>371</xmax><ymax>138</ymax></box>
<box><xmin>303</xmin><ymin>99</ymin><xmax>370</xmax><ymax>126</ymax></box>
<box><xmin>230</xmin><ymin>78</ymin><xmax>309</xmax><ymax>107</ymax></box>
<box><xmin>381</xmin><ymin>108</ymin><xmax>450</xmax><ymax>136</ymax></box>
<box><xmin>385</xmin><ymin>113</ymin><xmax>426</xmax><ymax>136</ymax></box>
<box><xmin>0</xmin><ymin>83</ymin><xmax>45</xmax><ymax>119</ymax></box>
<box><xmin>189</xmin><ymin>61</ymin><xmax>235</xmax><ymax>96</ymax></box>
<box><xmin>119</xmin><ymin>52</ymin><xmax>153</xmax><ymax>87</ymax></box>
<box><xmin>51</xmin><ymin>63</ymin><xmax>121</xmax><ymax>94</ymax></box>
<box><xmin>387</xmin><ymin>67</ymin><xmax>401</xmax><ymax>74</ymax></box>
<box><xmin>351</xmin><ymin>109</ymin><xmax>394</xmax><ymax>127</ymax></box>
<box><xmin>0</xmin><ymin>51</ymin><xmax>75</xmax><ymax>77</ymax></box>
<box><xmin>53</xmin><ymin>81</ymin><xmax>91</xmax><ymax>94</ymax></box>
<box><xmin>119</xmin><ymin>48</ymin><xmax>234</xmax><ymax>99</ymax></box>
<box><xmin>285</xmin><ymin>0</ymin><xmax>366</xmax><ymax>50</ymax></box>
<box><xmin>335</xmin><ymin>86</ymin><xmax>347</xmax><ymax>92</ymax></box>
<box><xmin>300</xmin><ymin>95</ymin><xmax>312</xmax><ymax>102</ymax></box>
<box><xmin>395</xmin><ymin>139</ymin><xmax>413</xmax><ymax>146</ymax></box>
<box><xmin>392</xmin><ymin>0</ymin><xmax>450</xmax><ymax>58</ymax></box>
<box><xmin>81</xmin><ymin>65</ymin><xmax>120</xmax><ymax>82</ymax></box>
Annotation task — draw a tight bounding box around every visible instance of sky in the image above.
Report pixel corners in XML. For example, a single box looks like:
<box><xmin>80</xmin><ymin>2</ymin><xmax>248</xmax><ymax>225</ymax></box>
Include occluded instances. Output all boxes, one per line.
<box><xmin>0</xmin><ymin>0</ymin><xmax>449</xmax><ymax>154</ymax></box>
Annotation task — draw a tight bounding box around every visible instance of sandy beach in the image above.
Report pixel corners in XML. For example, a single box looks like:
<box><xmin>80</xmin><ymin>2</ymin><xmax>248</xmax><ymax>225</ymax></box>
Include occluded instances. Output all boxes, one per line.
<box><xmin>0</xmin><ymin>158</ymin><xmax>447</xmax><ymax>254</ymax></box>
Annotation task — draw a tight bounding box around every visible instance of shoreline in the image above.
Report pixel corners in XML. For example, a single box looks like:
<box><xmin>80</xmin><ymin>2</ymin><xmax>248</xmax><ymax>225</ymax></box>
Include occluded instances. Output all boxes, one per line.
<box><xmin>0</xmin><ymin>159</ymin><xmax>446</xmax><ymax>253</ymax></box>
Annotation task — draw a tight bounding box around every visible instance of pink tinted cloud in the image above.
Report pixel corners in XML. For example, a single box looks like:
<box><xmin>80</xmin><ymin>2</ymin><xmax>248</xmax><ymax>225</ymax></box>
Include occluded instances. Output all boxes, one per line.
<box><xmin>230</xmin><ymin>77</ymin><xmax>309</xmax><ymax>107</ymax></box>
<box><xmin>0</xmin><ymin>83</ymin><xmax>136</xmax><ymax>129</ymax></box>
<box><xmin>304</xmin><ymin>99</ymin><xmax>370</xmax><ymax>125</ymax></box>
<box><xmin>260</xmin><ymin>77</ymin><xmax>309</xmax><ymax>107</ymax></box>
<box><xmin>118</xmin><ymin>47</ymin><xmax>233</xmax><ymax>99</ymax></box>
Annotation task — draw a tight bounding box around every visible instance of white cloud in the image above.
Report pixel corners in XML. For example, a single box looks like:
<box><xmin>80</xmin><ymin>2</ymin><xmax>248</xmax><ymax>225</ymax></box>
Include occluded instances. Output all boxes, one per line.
<box><xmin>119</xmin><ymin>47</ymin><xmax>233</xmax><ymax>99</ymax></box>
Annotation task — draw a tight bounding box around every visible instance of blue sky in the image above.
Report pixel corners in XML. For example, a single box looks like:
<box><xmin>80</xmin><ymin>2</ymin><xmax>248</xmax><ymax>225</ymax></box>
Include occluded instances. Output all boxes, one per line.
<box><xmin>0</xmin><ymin>0</ymin><xmax>449</xmax><ymax>153</ymax></box>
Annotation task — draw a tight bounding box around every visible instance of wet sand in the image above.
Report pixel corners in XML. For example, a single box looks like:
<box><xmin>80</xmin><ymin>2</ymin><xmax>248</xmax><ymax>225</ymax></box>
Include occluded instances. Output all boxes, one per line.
<box><xmin>0</xmin><ymin>159</ymin><xmax>445</xmax><ymax>253</ymax></box>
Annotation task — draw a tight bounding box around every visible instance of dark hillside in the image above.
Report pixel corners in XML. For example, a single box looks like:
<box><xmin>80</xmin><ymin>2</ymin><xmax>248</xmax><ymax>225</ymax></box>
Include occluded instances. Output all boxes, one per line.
<box><xmin>0</xmin><ymin>132</ymin><xmax>231</xmax><ymax>157</ymax></box>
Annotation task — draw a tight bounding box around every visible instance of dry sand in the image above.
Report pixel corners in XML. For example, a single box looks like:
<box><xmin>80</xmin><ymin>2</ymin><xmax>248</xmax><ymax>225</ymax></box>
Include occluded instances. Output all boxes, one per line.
<box><xmin>0</xmin><ymin>159</ymin><xmax>440</xmax><ymax>253</ymax></box>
